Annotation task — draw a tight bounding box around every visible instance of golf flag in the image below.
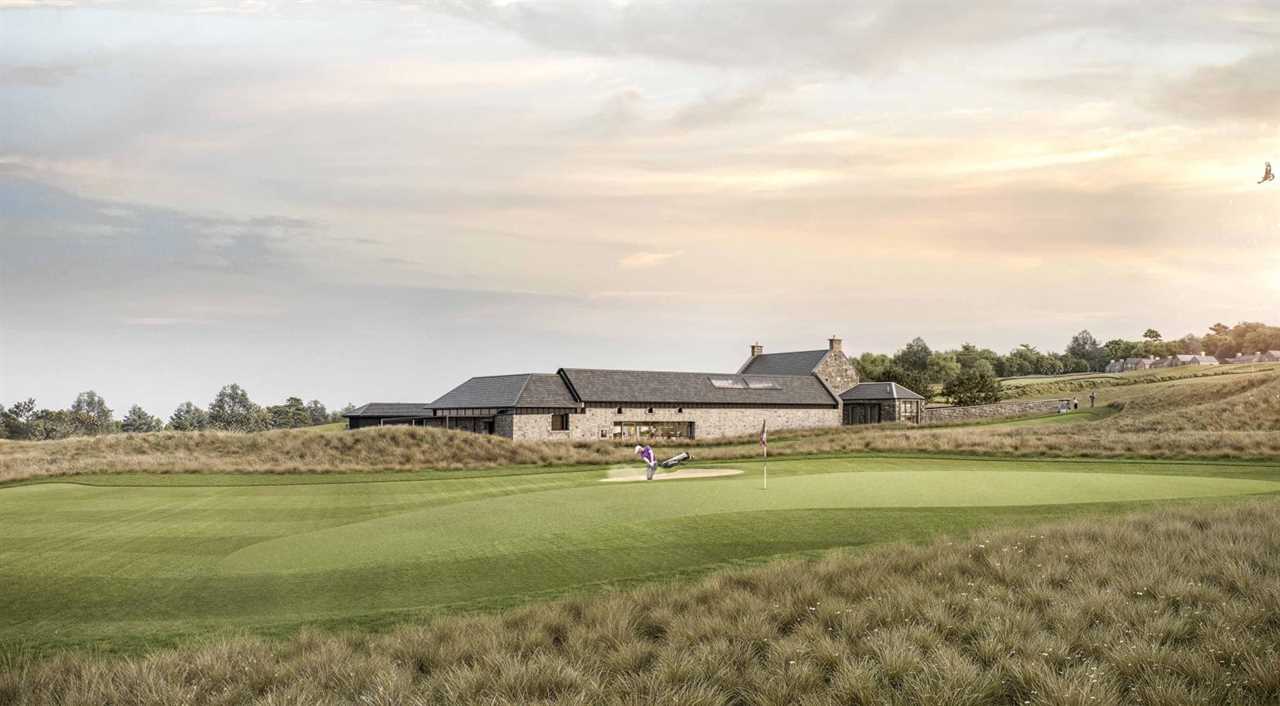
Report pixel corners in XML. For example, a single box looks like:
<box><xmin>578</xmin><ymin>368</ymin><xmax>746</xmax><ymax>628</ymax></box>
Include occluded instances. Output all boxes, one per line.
<box><xmin>760</xmin><ymin>419</ymin><xmax>768</xmax><ymax>489</ymax></box>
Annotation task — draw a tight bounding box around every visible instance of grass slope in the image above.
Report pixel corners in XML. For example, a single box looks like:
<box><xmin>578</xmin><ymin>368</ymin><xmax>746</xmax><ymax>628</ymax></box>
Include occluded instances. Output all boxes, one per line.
<box><xmin>6</xmin><ymin>499</ymin><xmax>1280</xmax><ymax>705</ymax></box>
<box><xmin>5</xmin><ymin>366</ymin><xmax>1280</xmax><ymax>485</ymax></box>
<box><xmin>2</xmin><ymin>456</ymin><xmax>1278</xmax><ymax>654</ymax></box>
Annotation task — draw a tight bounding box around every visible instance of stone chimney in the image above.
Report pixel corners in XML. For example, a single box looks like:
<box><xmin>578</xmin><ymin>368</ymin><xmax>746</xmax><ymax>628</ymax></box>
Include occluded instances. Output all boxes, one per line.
<box><xmin>828</xmin><ymin>335</ymin><xmax>842</xmax><ymax>354</ymax></box>
<box><xmin>749</xmin><ymin>342</ymin><xmax>764</xmax><ymax>358</ymax></box>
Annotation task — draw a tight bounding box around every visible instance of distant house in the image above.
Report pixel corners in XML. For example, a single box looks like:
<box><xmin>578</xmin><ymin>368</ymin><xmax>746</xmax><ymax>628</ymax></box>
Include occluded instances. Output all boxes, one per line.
<box><xmin>839</xmin><ymin>382</ymin><xmax>926</xmax><ymax>424</ymax></box>
<box><xmin>1122</xmin><ymin>357</ymin><xmax>1155</xmax><ymax>371</ymax></box>
<box><xmin>1257</xmin><ymin>351</ymin><xmax>1280</xmax><ymax>363</ymax></box>
<box><xmin>1227</xmin><ymin>353</ymin><xmax>1261</xmax><ymax>364</ymax></box>
<box><xmin>1150</xmin><ymin>357</ymin><xmax>1172</xmax><ymax>368</ymax></box>
<box><xmin>346</xmin><ymin>337</ymin><xmax>861</xmax><ymax>440</ymax></box>
<box><xmin>1105</xmin><ymin>359</ymin><xmax>1124</xmax><ymax>373</ymax></box>
<box><xmin>1191</xmin><ymin>354</ymin><xmax>1220</xmax><ymax>366</ymax></box>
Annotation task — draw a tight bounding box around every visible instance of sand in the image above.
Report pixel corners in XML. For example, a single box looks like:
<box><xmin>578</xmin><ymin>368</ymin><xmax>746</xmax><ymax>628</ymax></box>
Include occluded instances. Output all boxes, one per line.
<box><xmin>600</xmin><ymin>467</ymin><xmax>745</xmax><ymax>483</ymax></box>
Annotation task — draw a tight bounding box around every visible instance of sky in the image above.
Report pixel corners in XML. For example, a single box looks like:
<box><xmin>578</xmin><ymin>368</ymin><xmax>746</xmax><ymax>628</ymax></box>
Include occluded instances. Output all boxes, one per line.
<box><xmin>1</xmin><ymin>1</ymin><xmax>1279</xmax><ymax>416</ymax></box>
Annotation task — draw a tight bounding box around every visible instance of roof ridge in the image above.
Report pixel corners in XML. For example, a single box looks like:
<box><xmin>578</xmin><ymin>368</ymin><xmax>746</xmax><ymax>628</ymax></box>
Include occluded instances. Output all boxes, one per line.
<box><xmin>511</xmin><ymin>374</ymin><xmax>534</xmax><ymax>406</ymax></box>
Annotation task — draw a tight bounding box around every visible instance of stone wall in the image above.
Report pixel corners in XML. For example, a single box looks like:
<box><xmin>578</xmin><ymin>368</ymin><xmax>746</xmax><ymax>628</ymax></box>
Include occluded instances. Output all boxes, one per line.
<box><xmin>811</xmin><ymin>338</ymin><xmax>859</xmax><ymax>395</ymax></box>
<box><xmin>922</xmin><ymin>398</ymin><xmax>1071</xmax><ymax>425</ymax></box>
<box><xmin>522</xmin><ymin>405</ymin><xmax>843</xmax><ymax>441</ymax></box>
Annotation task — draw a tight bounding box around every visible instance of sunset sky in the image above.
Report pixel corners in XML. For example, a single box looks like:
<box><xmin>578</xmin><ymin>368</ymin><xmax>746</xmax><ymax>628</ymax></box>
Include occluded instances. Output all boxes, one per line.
<box><xmin>2</xmin><ymin>1</ymin><xmax>1278</xmax><ymax>415</ymax></box>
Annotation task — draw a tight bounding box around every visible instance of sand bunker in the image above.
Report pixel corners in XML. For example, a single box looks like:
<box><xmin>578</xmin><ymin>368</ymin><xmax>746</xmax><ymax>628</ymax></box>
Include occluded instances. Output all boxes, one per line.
<box><xmin>600</xmin><ymin>468</ymin><xmax>745</xmax><ymax>483</ymax></box>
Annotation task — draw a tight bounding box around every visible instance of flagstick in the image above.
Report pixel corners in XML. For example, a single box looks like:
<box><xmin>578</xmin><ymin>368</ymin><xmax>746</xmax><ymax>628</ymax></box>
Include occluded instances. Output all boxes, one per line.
<box><xmin>763</xmin><ymin>444</ymin><xmax>768</xmax><ymax>490</ymax></box>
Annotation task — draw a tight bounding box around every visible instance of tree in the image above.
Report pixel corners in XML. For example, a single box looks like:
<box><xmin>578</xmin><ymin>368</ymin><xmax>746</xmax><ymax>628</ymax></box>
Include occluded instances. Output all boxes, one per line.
<box><xmin>1066</xmin><ymin>330</ymin><xmax>1106</xmax><ymax>371</ymax></box>
<box><xmin>305</xmin><ymin>400</ymin><xmax>329</xmax><ymax>426</ymax></box>
<box><xmin>925</xmin><ymin>352</ymin><xmax>961</xmax><ymax>387</ymax></box>
<box><xmin>168</xmin><ymin>402</ymin><xmax>209</xmax><ymax>431</ymax></box>
<box><xmin>942</xmin><ymin>363</ymin><xmax>1002</xmax><ymax>406</ymax></box>
<box><xmin>954</xmin><ymin>343</ymin><xmax>1000</xmax><ymax>373</ymax></box>
<box><xmin>881</xmin><ymin>365</ymin><xmax>933</xmax><ymax>401</ymax></box>
<box><xmin>1176</xmin><ymin>334</ymin><xmax>1203</xmax><ymax>355</ymax></box>
<box><xmin>853</xmin><ymin>352</ymin><xmax>892</xmax><ymax>381</ymax></box>
<box><xmin>267</xmin><ymin>396</ymin><xmax>310</xmax><ymax>429</ymax></box>
<box><xmin>1</xmin><ymin>399</ymin><xmax>38</xmax><ymax>440</ymax></box>
<box><xmin>1060</xmin><ymin>355</ymin><xmax>1090</xmax><ymax>373</ymax></box>
<box><xmin>893</xmin><ymin>337</ymin><xmax>933</xmax><ymax>373</ymax></box>
<box><xmin>121</xmin><ymin>405</ymin><xmax>163</xmax><ymax>433</ymax></box>
<box><xmin>1103</xmin><ymin>339</ymin><xmax>1138</xmax><ymax>362</ymax></box>
<box><xmin>70</xmin><ymin>391</ymin><xmax>115</xmax><ymax>435</ymax></box>
<box><xmin>1142</xmin><ymin>328</ymin><xmax>1163</xmax><ymax>342</ymax></box>
<box><xmin>208</xmin><ymin>384</ymin><xmax>266</xmax><ymax>432</ymax></box>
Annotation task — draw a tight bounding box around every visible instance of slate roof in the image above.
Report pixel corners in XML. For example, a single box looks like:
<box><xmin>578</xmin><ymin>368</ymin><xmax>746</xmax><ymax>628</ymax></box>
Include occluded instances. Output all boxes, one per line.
<box><xmin>839</xmin><ymin>382</ymin><xmax>925</xmax><ymax>401</ymax></box>
<box><xmin>738</xmin><ymin>349</ymin><xmax>828</xmax><ymax>376</ymax></box>
<box><xmin>558</xmin><ymin>368</ymin><xmax>837</xmax><ymax>406</ymax></box>
<box><xmin>430</xmin><ymin>373</ymin><xmax>576</xmax><ymax>410</ymax></box>
<box><xmin>344</xmin><ymin>403</ymin><xmax>433</xmax><ymax>418</ymax></box>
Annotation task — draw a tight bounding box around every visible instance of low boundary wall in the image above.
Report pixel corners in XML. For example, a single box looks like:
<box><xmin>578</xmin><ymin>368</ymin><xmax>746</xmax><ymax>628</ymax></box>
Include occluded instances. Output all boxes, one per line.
<box><xmin>922</xmin><ymin>398</ymin><xmax>1072</xmax><ymax>425</ymax></box>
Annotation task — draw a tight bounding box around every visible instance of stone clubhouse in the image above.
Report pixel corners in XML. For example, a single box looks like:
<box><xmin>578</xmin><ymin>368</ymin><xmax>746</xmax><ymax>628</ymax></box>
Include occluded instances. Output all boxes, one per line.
<box><xmin>345</xmin><ymin>336</ymin><xmax>927</xmax><ymax>441</ymax></box>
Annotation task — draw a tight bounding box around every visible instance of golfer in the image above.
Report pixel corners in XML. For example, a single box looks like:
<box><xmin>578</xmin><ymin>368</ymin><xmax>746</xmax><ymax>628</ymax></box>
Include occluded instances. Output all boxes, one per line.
<box><xmin>635</xmin><ymin>444</ymin><xmax>658</xmax><ymax>481</ymax></box>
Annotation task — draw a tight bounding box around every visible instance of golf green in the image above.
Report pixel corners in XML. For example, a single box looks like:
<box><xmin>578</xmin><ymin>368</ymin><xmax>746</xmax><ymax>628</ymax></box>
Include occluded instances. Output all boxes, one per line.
<box><xmin>2</xmin><ymin>456</ymin><xmax>1278</xmax><ymax>653</ymax></box>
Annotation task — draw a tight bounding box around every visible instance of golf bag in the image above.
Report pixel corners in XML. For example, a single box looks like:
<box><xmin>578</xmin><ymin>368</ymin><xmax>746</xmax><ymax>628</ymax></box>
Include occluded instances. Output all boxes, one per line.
<box><xmin>659</xmin><ymin>452</ymin><xmax>690</xmax><ymax>469</ymax></box>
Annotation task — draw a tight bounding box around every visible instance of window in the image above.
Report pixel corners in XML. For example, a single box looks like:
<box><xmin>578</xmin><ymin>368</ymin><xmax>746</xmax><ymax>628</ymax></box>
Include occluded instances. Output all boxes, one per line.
<box><xmin>551</xmin><ymin>413</ymin><xmax>569</xmax><ymax>431</ymax></box>
<box><xmin>612</xmin><ymin>421</ymin><xmax>695</xmax><ymax>439</ymax></box>
<box><xmin>708</xmin><ymin>378</ymin><xmax>746</xmax><ymax>389</ymax></box>
<box><xmin>615</xmin><ymin>407</ymin><xmax>623</xmax><ymax>414</ymax></box>
<box><xmin>744</xmin><ymin>378</ymin><xmax>780</xmax><ymax>390</ymax></box>
<box><xmin>647</xmin><ymin>407</ymin><xmax>654</xmax><ymax>414</ymax></box>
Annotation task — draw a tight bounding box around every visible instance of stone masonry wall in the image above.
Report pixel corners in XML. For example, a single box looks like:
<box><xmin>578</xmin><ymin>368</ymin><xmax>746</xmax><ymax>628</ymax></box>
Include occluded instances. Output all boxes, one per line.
<box><xmin>549</xmin><ymin>406</ymin><xmax>840</xmax><ymax>441</ymax></box>
<box><xmin>812</xmin><ymin>351</ymin><xmax>859</xmax><ymax>395</ymax></box>
<box><xmin>922</xmin><ymin>398</ymin><xmax>1071</xmax><ymax>425</ymax></box>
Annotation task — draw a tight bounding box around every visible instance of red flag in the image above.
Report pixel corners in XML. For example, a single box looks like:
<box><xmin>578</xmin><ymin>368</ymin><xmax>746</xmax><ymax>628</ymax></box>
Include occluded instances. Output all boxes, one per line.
<box><xmin>760</xmin><ymin>419</ymin><xmax>767</xmax><ymax>449</ymax></box>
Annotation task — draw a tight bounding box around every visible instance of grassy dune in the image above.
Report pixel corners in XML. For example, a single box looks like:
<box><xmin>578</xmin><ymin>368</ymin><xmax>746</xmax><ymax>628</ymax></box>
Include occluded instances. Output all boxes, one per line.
<box><xmin>5</xmin><ymin>499</ymin><xmax>1279</xmax><ymax>705</ymax></box>
<box><xmin>1</xmin><ymin>364</ymin><xmax>1277</xmax><ymax>485</ymax></box>
<box><xmin>4</xmin><ymin>366</ymin><xmax>1280</xmax><ymax>484</ymax></box>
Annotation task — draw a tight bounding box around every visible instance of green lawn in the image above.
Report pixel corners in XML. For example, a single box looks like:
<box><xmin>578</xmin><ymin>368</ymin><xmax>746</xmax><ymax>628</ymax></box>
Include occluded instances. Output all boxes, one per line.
<box><xmin>3</xmin><ymin>456</ymin><xmax>1279</xmax><ymax>655</ymax></box>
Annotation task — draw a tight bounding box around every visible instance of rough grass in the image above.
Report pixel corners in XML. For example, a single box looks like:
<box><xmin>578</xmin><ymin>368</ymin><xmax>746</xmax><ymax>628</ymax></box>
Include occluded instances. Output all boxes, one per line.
<box><xmin>4</xmin><ymin>366</ymin><xmax>1279</xmax><ymax>485</ymax></box>
<box><xmin>5</xmin><ymin>499</ymin><xmax>1279</xmax><ymax>705</ymax></box>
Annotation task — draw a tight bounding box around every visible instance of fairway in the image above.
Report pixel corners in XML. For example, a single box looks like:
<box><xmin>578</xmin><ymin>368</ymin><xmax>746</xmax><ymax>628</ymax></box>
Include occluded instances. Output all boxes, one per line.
<box><xmin>2</xmin><ymin>456</ymin><xmax>1278</xmax><ymax>653</ymax></box>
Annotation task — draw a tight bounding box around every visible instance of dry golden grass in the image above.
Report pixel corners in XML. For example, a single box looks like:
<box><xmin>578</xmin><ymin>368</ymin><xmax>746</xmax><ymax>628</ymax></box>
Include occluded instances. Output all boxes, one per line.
<box><xmin>3</xmin><ymin>366</ymin><xmax>1279</xmax><ymax>485</ymax></box>
<box><xmin>5</xmin><ymin>499</ymin><xmax>1279</xmax><ymax>705</ymax></box>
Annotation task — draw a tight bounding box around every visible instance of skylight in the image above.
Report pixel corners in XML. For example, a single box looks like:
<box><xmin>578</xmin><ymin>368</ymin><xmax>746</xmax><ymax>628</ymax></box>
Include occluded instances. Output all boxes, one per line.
<box><xmin>745</xmin><ymin>379</ymin><xmax>781</xmax><ymax>390</ymax></box>
<box><xmin>708</xmin><ymin>378</ymin><xmax>746</xmax><ymax>389</ymax></box>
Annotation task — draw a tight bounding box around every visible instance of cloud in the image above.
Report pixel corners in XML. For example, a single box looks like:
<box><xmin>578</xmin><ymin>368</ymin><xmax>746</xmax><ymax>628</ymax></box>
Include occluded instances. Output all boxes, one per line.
<box><xmin>0</xmin><ymin>64</ymin><xmax>80</xmax><ymax>86</ymax></box>
<box><xmin>618</xmin><ymin>251</ymin><xmax>683</xmax><ymax>268</ymax></box>
<box><xmin>425</xmin><ymin>0</ymin><xmax>1270</xmax><ymax>75</ymax></box>
<box><xmin>1156</xmin><ymin>49</ymin><xmax>1280</xmax><ymax>123</ymax></box>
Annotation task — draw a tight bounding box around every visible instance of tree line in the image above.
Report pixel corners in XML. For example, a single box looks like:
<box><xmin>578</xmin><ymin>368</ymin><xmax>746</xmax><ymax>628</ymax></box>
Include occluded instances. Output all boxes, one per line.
<box><xmin>0</xmin><ymin>385</ymin><xmax>356</xmax><ymax>441</ymax></box>
<box><xmin>852</xmin><ymin>321</ymin><xmax>1279</xmax><ymax>405</ymax></box>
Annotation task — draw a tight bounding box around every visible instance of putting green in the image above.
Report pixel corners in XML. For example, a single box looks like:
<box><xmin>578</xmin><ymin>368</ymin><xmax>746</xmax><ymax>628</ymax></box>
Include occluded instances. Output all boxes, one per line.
<box><xmin>220</xmin><ymin>469</ymin><xmax>1279</xmax><ymax>575</ymax></box>
<box><xmin>1</xmin><ymin>456</ymin><xmax>1277</xmax><ymax>653</ymax></box>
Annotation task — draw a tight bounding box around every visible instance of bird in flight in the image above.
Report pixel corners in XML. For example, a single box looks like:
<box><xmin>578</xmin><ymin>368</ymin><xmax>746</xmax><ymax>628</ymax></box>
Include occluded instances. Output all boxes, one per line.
<box><xmin>1260</xmin><ymin>162</ymin><xmax>1275</xmax><ymax>184</ymax></box>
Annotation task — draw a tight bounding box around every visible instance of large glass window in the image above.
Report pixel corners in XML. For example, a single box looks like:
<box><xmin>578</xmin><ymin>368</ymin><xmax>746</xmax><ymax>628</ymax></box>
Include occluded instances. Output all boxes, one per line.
<box><xmin>612</xmin><ymin>421</ymin><xmax>695</xmax><ymax>439</ymax></box>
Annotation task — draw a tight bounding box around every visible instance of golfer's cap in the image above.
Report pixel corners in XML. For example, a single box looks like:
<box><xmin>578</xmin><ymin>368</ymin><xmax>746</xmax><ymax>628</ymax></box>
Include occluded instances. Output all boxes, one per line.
<box><xmin>634</xmin><ymin>445</ymin><xmax>643</xmax><ymax>453</ymax></box>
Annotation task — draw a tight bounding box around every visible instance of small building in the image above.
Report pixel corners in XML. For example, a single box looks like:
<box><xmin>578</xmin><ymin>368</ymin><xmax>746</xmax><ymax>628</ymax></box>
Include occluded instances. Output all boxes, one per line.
<box><xmin>1123</xmin><ymin>356</ymin><xmax>1155</xmax><ymax>371</ymax></box>
<box><xmin>343</xmin><ymin>403</ymin><xmax>434</xmax><ymax>429</ymax></box>
<box><xmin>1191</xmin><ymin>354</ymin><xmax>1220</xmax><ymax>366</ymax></box>
<box><xmin>839</xmin><ymin>382</ymin><xmax>925</xmax><ymax>424</ymax></box>
<box><xmin>1105</xmin><ymin>359</ymin><xmax>1123</xmax><ymax>373</ymax></box>
<box><xmin>1260</xmin><ymin>351</ymin><xmax>1280</xmax><ymax>363</ymax></box>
